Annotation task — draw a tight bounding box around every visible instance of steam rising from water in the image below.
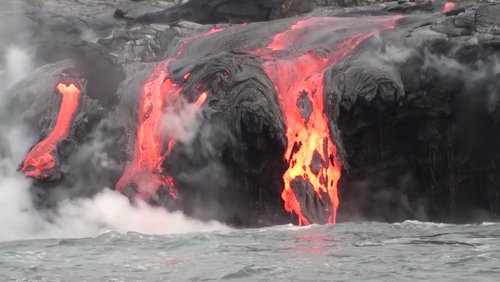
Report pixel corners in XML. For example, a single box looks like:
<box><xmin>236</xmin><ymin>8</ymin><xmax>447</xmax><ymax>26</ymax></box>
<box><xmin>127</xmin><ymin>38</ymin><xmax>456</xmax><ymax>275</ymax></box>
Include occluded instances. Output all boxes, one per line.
<box><xmin>0</xmin><ymin>45</ymin><xmax>228</xmax><ymax>242</ymax></box>
<box><xmin>0</xmin><ymin>185</ymin><xmax>227</xmax><ymax>241</ymax></box>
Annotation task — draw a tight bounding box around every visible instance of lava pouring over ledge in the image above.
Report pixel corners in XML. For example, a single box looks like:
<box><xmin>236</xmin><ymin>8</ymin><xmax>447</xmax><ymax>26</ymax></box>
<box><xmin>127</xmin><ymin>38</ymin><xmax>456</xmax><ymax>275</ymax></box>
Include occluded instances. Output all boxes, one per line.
<box><xmin>251</xmin><ymin>17</ymin><xmax>401</xmax><ymax>224</ymax></box>
<box><xmin>115</xmin><ymin>61</ymin><xmax>207</xmax><ymax>201</ymax></box>
<box><xmin>116</xmin><ymin>27</ymin><xmax>223</xmax><ymax>201</ymax></box>
<box><xmin>116</xmin><ymin>16</ymin><xmax>401</xmax><ymax>223</ymax></box>
<box><xmin>21</xmin><ymin>83</ymin><xmax>81</xmax><ymax>180</ymax></box>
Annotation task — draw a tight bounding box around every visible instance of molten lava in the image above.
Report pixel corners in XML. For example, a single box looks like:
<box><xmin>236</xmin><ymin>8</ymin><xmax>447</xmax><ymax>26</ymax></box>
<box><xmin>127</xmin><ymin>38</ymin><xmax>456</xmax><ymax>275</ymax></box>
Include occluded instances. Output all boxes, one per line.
<box><xmin>115</xmin><ymin>17</ymin><xmax>401</xmax><ymax>223</ymax></box>
<box><xmin>442</xmin><ymin>2</ymin><xmax>456</xmax><ymax>13</ymax></box>
<box><xmin>117</xmin><ymin>27</ymin><xmax>223</xmax><ymax>201</ymax></box>
<box><xmin>116</xmin><ymin>62</ymin><xmax>208</xmax><ymax>201</ymax></box>
<box><xmin>21</xmin><ymin>83</ymin><xmax>81</xmax><ymax>180</ymax></box>
<box><xmin>252</xmin><ymin>17</ymin><xmax>400</xmax><ymax>224</ymax></box>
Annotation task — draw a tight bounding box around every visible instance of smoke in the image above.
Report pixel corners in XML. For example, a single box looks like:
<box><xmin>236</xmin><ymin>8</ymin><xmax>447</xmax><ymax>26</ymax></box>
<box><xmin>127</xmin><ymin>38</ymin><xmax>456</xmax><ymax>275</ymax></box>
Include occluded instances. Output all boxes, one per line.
<box><xmin>0</xmin><ymin>46</ymin><xmax>32</xmax><ymax>89</ymax></box>
<box><xmin>336</xmin><ymin>31</ymin><xmax>500</xmax><ymax>222</ymax></box>
<box><xmin>160</xmin><ymin>96</ymin><xmax>205</xmax><ymax>144</ymax></box>
<box><xmin>0</xmin><ymin>5</ymin><xmax>229</xmax><ymax>242</ymax></box>
<box><xmin>0</xmin><ymin>51</ymin><xmax>228</xmax><ymax>241</ymax></box>
<box><xmin>0</xmin><ymin>186</ymin><xmax>227</xmax><ymax>242</ymax></box>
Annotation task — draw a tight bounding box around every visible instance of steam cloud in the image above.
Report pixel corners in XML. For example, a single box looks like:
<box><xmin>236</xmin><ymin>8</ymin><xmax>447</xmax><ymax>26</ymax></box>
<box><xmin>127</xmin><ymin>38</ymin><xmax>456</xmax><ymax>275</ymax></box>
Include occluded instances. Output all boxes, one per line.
<box><xmin>160</xmin><ymin>96</ymin><xmax>205</xmax><ymax>144</ymax></box>
<box><xmin>0</xmin><ymin>5</ymin><xmax>229</xmax><ymax>242</ymax></box>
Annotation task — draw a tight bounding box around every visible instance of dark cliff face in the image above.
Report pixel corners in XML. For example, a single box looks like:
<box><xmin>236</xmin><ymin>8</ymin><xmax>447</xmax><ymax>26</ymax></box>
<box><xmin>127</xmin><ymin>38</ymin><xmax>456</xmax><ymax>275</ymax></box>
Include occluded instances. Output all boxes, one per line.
<box><xmin>328</xmin><ymin>8</ymin><xmax>500</xmax><ymax>223</ymax></box>
<box><xmin>2</xmin><ymin>0</ymin><xmax>500</xmax><ymax>226</ymax></box>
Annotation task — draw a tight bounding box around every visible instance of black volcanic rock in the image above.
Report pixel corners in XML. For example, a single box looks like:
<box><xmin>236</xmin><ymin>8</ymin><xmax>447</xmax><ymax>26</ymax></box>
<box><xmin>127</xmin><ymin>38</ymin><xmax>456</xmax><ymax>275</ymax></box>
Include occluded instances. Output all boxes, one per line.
<box><xmin>328</xmin><ymin>9</ymin><xmax>500</xmax><ymax>222</ymax></box>
<box><xmin>2</xmin><ymin>0</ymin><xmax>500</xmax><ymax>226</ymax></box>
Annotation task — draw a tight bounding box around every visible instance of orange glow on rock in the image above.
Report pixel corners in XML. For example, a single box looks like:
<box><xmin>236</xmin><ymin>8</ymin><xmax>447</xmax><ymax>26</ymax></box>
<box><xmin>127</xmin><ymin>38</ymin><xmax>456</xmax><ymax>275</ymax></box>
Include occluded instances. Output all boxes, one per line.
<box><xmin>442</xmin><ymin>2</ymin><xmax>456</xmax><ymax>13</ymax></box>
<box><xmin>21</xmin><ymin>83</ymin><xmax>81</xmax><ymax>180</ymax></box>
<box><xmin>195</xmin><ymin>92</ymin><xmax>207</xmax><ymax>107</ymax></box>
<box><xmin>252</xmin><ymin>17</ymin><xmax>400</xmax><ymax>224</ymax></box>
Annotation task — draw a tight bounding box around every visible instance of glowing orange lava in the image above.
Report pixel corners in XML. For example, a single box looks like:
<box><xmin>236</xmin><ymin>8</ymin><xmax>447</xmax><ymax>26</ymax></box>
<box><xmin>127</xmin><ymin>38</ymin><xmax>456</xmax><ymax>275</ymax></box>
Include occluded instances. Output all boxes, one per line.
<box><xmin>194</xmin><ymin>92</ymin><xmax>207</xmax><ymax>107</ymax></box>
<box><xmin>441</xmin><ymin>2</ymin><xmax>456</xmax><ymax>13</ymax></box>
<box><xmin>116</xmin><ymin>61</ymin><xmax>207</xmax><ymax>200</ymax></box>
<box><xmin>252</xmin><ymin>17</ymin><xmax>400</xmax><ymax>224</ymax></box>
<box><xmin>117</xmin><ymin>27</ymin><xmax>223</xmax><ymax>201</ymax></box>
<box><xmin>21</xmin><ymin>83</ymin><xmax>81</xmax><ymax>180</ymax></box>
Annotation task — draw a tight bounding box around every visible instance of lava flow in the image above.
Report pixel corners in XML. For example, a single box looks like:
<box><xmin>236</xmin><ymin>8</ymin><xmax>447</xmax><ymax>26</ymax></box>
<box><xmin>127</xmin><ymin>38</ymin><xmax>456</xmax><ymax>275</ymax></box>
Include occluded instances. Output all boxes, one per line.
<box><xmin>252</xmin><ymin>17</ymin><xmax>401</xmax><ymax>224</ymax></box>
<box><xmin>21</xmin><ymin>83</ymin><xmax>81</xmax><ymax>180</ymax></box>
<box><xmin>115</xmin><ymin>61</ymin><xmax>207</xmax><ymax>201</ymax></box>
<box><xmin>116</xmin><ymin>27</ymin><xmax>223</xmax><ymax>201</ymax></box>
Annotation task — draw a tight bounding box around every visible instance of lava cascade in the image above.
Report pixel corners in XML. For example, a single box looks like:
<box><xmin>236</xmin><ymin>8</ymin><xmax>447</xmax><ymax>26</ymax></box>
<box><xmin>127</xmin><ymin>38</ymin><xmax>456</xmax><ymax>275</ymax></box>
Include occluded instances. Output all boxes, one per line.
<box><xmin>252</xmin><ymin>17</ymin><xmax>400</xmax><ymax>224</ymax></box>
<box><xmin>116</xmin><ymin>61</ymin><xmax>209</xmax><ymax>200</ymax></box>
<box><xmin>21</xmin><ymin>83</ymin><xmax>81</xmax><ymax>180</ymax></box>
<box><xmin>116</xmin><ymin>27</ymin><xmax>222</xmax><ymax>201</ymax></box>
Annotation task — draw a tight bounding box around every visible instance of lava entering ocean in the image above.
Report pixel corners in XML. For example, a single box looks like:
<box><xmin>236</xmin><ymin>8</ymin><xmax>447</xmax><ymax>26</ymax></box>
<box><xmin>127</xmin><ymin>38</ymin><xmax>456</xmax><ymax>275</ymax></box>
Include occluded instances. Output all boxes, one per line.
<box><xmin>116</xmin><ymin>28</ymin><xmax>222</xmax><ymax>202</ymax></box>
<box><xmin>115</xmin><ymin>64</ymin><xmax>207</xmax><ymax>202</ymax></box>
<box><xmin>21</xmin><ymin>83</ymin><xmax>81</xmax><ymax>180</ymax></box>
<box><xmin>251</xmin><ymin>17</ymin><xmax>400</xmax><ymax>224</ymax></box>
<box><xmin>19</xmin><ymin>15</ymin><xmax>401</xmax><ymax>225</ymax></box>
<box><xmin>116</xmin><ymin>16</ymin><xmax>401</xmax><ymax>223</ymax></box>
<box><xmin>10</xmin><ymin>0</ymin><xmax>500</xmax><ymax>227</ymax></box>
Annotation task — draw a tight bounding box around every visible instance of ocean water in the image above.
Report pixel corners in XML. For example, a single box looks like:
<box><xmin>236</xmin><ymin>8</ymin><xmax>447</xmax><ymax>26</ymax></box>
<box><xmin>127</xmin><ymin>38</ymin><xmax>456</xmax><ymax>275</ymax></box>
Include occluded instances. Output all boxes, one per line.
<box><xmin>1</xmin><ymin>221</ymin><xmax>499</xmax><ymax>282</ymax></box>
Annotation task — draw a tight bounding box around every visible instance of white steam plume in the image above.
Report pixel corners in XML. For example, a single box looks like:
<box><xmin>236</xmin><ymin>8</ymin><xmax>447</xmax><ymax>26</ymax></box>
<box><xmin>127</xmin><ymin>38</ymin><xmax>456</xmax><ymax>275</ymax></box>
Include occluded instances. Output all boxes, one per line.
<box><xmin>0</xmin><ymin>32</ymin><xmax>228</xmax><ymax>242</ymax></box>
<box><xmin>4</xmin><ymin>46</ymin><xmax>32</xmax><ymax>88</ymax></box>
<box><xmin>160</xmin><ymin>96</ymin><xmax>205</xmax><ymax>144</ymax></box>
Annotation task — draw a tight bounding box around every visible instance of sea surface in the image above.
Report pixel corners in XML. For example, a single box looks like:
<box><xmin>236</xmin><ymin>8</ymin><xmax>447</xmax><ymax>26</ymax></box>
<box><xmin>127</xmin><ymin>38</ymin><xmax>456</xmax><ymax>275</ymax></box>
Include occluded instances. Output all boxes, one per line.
<box><xmin>0</xmin><ymin>221</ymin><xmax>499</xmax><ymax>281</ymax></box>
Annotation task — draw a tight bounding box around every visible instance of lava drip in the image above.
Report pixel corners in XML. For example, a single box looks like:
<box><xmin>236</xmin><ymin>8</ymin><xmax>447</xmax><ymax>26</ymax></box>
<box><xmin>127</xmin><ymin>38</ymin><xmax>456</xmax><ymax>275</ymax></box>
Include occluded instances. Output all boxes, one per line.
<box><xmin>251</xmin><ymin>17</ymin><xmax>401</xmax><ymax>224</ymax></box>
<box><xmin>21</xmin><ymin>83</ymin><xmax>81</xmax><ymax>180</ymax></box>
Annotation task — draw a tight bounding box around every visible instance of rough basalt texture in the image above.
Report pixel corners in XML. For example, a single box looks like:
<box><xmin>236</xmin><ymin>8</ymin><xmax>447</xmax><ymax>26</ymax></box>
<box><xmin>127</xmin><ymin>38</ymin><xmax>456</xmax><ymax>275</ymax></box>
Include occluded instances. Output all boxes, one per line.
<box><xmin>327</xmin><ymin>6</ymin><xmax>500</xmax><ymax>223</ymax></box>
<box><xmin>2</xmin><ymin>0</ymin><xmax>500</xmax><ymax>226</ymax></box>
